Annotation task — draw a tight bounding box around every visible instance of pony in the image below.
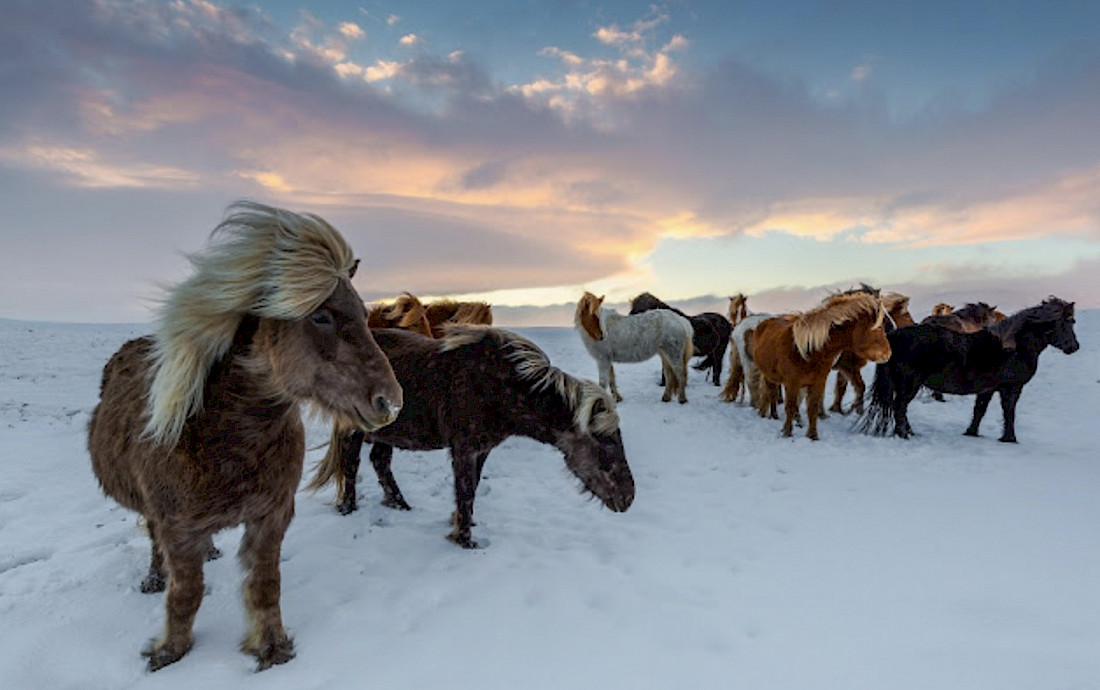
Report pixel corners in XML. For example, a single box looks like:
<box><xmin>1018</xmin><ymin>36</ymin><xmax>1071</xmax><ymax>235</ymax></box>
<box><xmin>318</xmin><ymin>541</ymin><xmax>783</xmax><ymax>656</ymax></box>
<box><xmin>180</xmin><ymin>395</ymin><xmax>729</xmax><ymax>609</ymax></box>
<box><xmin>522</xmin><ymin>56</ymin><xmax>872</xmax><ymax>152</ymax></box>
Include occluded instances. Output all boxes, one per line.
<box><xmin>628</xmin><ymin>291</ymin><xmax>733</xmax><ymax>386</ymax></box>
<box><xmin>728</xmin><ymin>293</ymin><xmax>749</xmax><ymax>326</ymax></box>
<box><xmin>87</xmin><ymin>202</ymin><xmax>403</xmax><ymax>671</ymax></box>
<box><xmin>858</xmin><ymin>297</ymin><xmax>1079</xmax><ymax>443</ymax></box>
<box><xmin>719</xmin><ymin>312</ymin><xmax>774</xmax><ymax>405</ymax></box>
<box><xmin>575</xmin><ymin>292</ymin><xmax>694</xmax><ymax>403</ymax></box>
<box><xmin>752</xmin><ymin>293</ymin><xmax>891</xmax><ymax>440</ymax></box>
<box><xmin>930</xmin><ymin>302</ymin><xmax>954</xmax><ymax>316</ymax></box>
<box><xmin>309</xmin><ymin>325</ymin><xmax>635</xmax><ymax>548</ymax></box>
<box><xmin>424</xmin><ymin>298</ymin><xmax>493</xmax><ymax>337</ymax></box>
<box><xmin>366</xmin><ymin>292</ymin><xmax>433</xmax><ymax>337</ymax></box>
<box><xmin>829</xmin><ymin>291</ymin><xmax>915</xmax><ymax>414</ymax></box>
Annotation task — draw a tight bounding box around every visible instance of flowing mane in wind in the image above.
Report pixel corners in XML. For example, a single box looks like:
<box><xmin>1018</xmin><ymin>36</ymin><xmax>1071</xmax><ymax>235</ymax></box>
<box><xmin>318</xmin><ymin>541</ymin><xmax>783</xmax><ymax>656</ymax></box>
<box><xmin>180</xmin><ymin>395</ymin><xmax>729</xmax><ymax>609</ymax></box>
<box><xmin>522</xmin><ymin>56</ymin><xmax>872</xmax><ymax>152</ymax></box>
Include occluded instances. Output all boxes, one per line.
<box><xmin>146</xmin><ymin>201</ymin><xmax>358</xmax><ymax>445</ymax></box>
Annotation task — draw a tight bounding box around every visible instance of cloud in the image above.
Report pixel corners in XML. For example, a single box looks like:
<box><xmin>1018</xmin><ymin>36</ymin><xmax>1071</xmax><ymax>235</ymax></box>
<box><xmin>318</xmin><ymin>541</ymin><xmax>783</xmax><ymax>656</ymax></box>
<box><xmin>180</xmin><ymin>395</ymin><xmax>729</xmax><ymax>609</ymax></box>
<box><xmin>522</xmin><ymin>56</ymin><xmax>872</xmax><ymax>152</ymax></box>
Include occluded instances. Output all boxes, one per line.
<box><xmin>399</xmin><ymin>33</ymin><xmax>421</xmax><ymax>46</ymax></box>
<box><xmin>1</xmin><ymin>0</ymin><xmax>1099</xmax><ymax>322</ymax></box>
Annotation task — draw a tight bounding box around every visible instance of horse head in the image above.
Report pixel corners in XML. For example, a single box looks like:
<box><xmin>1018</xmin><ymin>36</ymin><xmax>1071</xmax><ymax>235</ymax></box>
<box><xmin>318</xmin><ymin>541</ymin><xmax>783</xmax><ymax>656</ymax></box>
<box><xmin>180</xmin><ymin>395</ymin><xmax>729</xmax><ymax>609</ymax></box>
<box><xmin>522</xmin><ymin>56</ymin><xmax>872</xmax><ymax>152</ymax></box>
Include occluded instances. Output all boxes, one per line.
<box><xmin>576</xmin><ymin>292</ymin><xmax>605</xmax><ymax>341</ymax></box>
<box><xmin>1048</xmin><ymin>298</ymin><xmax>1080</xmax><ymax>354</ymax></box>
<box><xmin>557</xmin><ymin>382</ymin><xmax>634</xmax><ymax>512</ymax></box>
<box><xmin>728</xmin><ymin>293</ymin><xmax>749</xmax><ymax>325</ymax></box>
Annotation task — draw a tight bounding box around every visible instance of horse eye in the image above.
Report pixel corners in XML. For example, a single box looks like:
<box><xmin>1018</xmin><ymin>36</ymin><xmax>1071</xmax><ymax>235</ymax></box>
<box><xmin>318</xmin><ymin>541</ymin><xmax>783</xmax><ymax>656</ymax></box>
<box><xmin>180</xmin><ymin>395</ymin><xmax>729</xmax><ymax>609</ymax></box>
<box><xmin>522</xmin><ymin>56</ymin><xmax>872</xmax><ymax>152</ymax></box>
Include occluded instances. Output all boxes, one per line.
<box><xmin>310</xmin><ymin>309</ymin><xmax>334</xmax><ymax>327</ymax></box>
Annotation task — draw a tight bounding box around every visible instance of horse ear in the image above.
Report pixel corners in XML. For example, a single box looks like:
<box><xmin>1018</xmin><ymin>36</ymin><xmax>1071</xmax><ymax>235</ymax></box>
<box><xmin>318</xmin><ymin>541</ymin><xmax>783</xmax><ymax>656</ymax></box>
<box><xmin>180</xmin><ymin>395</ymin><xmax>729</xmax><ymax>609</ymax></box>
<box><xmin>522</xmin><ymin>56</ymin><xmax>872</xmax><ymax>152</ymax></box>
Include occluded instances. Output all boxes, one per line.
<box><xmin>348</xmin><ymin>259</ymin><xmax>359</xmax><ymax>279</ymax></box>
<box><xmin>598</xmin><ymin>295</ymin><xmax>605</xmax><ymax>305</ymax></box>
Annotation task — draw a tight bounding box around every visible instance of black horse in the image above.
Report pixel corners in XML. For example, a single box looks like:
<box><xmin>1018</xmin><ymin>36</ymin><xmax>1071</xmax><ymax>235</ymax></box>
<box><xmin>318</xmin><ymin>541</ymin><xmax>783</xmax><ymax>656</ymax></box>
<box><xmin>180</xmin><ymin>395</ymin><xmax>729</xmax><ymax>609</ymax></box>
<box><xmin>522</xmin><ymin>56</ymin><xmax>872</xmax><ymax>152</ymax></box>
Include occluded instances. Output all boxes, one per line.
<box><xmin>858</xmin><ymin>297</ymin><xmax>1079</xmax><ymax>442</ymax></box>
<box><xmin>629</xmin><ymin>292</ymin><xmax>732</xmax><ymax>385</ymax></box>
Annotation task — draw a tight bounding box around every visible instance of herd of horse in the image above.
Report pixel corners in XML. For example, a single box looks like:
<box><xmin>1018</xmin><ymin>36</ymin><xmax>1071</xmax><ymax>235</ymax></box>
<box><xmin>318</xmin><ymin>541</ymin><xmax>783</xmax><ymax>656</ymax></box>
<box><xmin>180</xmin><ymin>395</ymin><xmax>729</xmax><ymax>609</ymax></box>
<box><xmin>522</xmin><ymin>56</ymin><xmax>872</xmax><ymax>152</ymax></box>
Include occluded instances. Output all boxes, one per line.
<box><xmin>86</xmin><ymin>202</ymin><xmax>1081</xmax><ymax>671</ymax></box>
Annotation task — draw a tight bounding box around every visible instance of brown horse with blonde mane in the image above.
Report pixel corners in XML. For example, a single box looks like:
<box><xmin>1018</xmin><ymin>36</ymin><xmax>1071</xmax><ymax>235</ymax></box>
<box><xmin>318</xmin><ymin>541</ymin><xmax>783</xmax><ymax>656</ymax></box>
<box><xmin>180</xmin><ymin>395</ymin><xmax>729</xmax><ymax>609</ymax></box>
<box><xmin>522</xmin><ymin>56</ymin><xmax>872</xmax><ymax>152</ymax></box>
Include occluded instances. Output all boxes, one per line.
<box><xmin>367</xmin><ymin>292</ymin><xmax>433</xmax><ymax>337</ymax></box>
<box><xmin>829</xmin><ymin>291</ymin><xmax>915</xmax><ymax>414</ymax></box>
<box><xmin>752</xmin><ymin>292</ymin><xmax>891</xmax><ymax>439</ymax></box>
<box><xmin>425</xmin><ymin>299</ymin><xmax>493</xmax><ymax>337</ymax></box>
<box><xmin>87</xmin><ymin>202</ymin><xmax>402</xmax><ymax>671</ymax></box>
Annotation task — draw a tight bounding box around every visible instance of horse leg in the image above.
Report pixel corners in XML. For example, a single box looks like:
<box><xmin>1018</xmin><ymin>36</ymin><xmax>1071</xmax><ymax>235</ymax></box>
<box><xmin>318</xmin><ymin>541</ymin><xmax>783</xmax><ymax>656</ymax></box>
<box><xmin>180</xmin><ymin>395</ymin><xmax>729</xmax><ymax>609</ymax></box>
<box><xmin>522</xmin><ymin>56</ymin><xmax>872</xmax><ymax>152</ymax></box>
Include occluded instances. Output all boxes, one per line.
<box><xmin>370</xmin><ymin>442</ymin><xmax>411</xmax><ymax>510</ymax></box>
<box><xmin>659</xmin><ymin>358</ymin><xmax>675</xmax><ymax>402</ymax></box>
<box><xmin>829</xmin><ymin>371</ymin><xmax>847</xmax><ymax>414</ymax></box>
<box><xmin>781</xmin><ymin>383</ymin><xmax>799</xmax><ymax>437</ymax></box>
<box><xmin>142</xmin><ymin>525</ymin><xmax>206</xmax><ymax>671</ymax></box>
<box><xmin>997</xmin><ymin>386</ymin><xmax>1022</xmax><ymax>443</ymax></box>
<box><xmin>448</xmin><ymin>448</ymin><xmax>490</xmax><ymax>548</ymax></box>
<box><xmin>964</xmin><ymin>390</ymin><xmax>995</xmax><ymax>438</ymax></box>
<box><xmin>806</xmin><ymin>380</ymin><xmax>827</xmax><ymax>441</ymax></box>
<box><xmin>140</xmin><ymin>516</ymin><xmax>168</xmax><ymax>593</ymax></box>
<box><xmin>607</xmin><ymin>363</ymin><xmax>623</xmax><ymax>403</ymax></box>
<box><xmin>893</xmin><ymin>379</ymin><xmax>921</xmax><ymax>439</ymax></box>
<box><xmin>720</xmin><ymin>346</ymin><xmax>742</xmax><ymax>402</ymax></box>
<box><xmin>849</xmin><ymin>370</ymin><xmax>867</xmax><ymax>416</ymax></box>
<box><xmin>337</xmin><ymin>429</ymin><xmax>366</xmax><ymax>515</ymax></box>
<box><xmin>710</xmin><ymin>343</ymin><xmax>724</xmax><ymax>386</ymax></box>
<box><xmin>238</xmin><ymin>513</ymin><xmax>295</xmax><ymax>670</ymax></box>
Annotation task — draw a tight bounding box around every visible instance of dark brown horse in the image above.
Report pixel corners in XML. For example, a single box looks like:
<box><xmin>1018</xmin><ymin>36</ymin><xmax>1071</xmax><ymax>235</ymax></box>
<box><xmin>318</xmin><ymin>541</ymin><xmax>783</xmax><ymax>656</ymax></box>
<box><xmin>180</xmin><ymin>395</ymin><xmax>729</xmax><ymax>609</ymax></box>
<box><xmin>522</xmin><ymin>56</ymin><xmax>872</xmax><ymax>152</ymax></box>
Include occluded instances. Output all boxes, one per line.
<box><xmin>752</xmin><ymin>293</ymin><xmax>891</xmax><ymax>439</ymax></box>
<box><xmin>87</xmin><ymin>202</ymin><xmax>402</xmax><ymax>671</ymax></box>
<box><xmin>367</xmin><ymin>292</ymin><xmax>433</xmax><ymax>337</ymax></box>
<box><xmin>310</xmin><ymin>325</ymin><xmax>635</xmax><ymax>548</ymax></box>
<box><xmin>921</xmin><ymin>302</ymin><xmax>1003</xmax><ymax>401</ymax></box>
<box><xmin>424</xmin><ymin>298</ymin><xmax>493</xmax><ymax>337</ymax></box>
<box><xmin>829</xmin><ymin>292</ymin><xmax>915</xmax><ymax>414</ymax></box>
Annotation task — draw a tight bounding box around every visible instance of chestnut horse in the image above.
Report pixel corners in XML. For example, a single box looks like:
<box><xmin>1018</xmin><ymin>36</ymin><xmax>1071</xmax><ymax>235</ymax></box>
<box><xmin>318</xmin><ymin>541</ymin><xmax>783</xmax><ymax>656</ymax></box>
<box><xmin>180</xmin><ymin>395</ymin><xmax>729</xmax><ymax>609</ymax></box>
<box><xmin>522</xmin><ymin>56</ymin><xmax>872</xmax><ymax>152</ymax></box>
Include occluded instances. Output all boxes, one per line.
<box><xmin>752</xmin><ymin>293</ymin><xmax>891</xmax><ymax>439</ymax></box>
<box><xmin>87</xmin><ymin>202</ymin><xmax>402</xmax><ymax>671</ymax></box>
<box><xmin>829</xmin><ymin>291</ymin><xmax>915</xmax><ymax>414</ymax></box>
<box><xmin>310</xmin><ymin>325</ymin><xmax>635</xmax><ymax>548</ymax></box>
<box><xmin>367</xmin><ymin>292</ymin><xmax>433</xmax><ymax>337</ymax></box>
<box><xmin>424</xmin><ymin>298</ymin><xmax>493</xmax><ymax>337</ymax></box>
<box><xmin>575</xmin><ymin>292</ymin><xmax>694</xmax><ymax>403</ymax></box>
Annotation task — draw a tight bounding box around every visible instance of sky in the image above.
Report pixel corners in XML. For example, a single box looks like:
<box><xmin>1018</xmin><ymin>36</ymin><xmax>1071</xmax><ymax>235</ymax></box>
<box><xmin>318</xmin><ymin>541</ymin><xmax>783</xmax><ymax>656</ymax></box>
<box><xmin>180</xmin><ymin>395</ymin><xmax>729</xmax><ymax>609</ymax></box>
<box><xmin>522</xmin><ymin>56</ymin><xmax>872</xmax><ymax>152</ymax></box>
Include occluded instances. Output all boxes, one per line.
<box><xmin>2</xmin><ymin>0</ymin><xmax>1099</xmax><ymax>324</ymax></box>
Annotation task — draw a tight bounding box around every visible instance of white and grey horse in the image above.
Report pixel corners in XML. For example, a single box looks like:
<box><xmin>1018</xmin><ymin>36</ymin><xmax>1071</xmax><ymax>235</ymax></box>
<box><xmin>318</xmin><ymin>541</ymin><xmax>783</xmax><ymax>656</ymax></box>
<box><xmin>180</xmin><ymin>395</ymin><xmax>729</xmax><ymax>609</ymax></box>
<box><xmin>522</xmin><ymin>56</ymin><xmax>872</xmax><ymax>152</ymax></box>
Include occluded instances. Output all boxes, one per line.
<box><xmin>575</xmin><ymin>292</ymin><xmax>694</xmax><ymax>403</ymax></box>
<box><xmin>720</xmin><ymin>312</ymin><xmax>774</xmax><ymax>406</ymax></box>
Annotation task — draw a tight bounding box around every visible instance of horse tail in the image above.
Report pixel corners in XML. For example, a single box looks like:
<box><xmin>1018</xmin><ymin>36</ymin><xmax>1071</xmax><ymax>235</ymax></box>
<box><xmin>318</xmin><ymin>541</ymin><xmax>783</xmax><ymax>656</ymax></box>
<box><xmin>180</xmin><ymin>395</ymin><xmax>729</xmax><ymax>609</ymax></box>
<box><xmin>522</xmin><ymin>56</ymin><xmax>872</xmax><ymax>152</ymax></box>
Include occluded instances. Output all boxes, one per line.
<box><xmin>856</xmin><ymin>362</ymin><xmax>894</xmax><ymax>436</ymax></box>
<box><xmin>719</xmin><ymin>342</ymin><xmax>742</xmax><ymax>402</ymax></box>
<box><xmin>307</xmin><ymin>423</ymin><xmax>350</xmax><ymax>497</ymax></box>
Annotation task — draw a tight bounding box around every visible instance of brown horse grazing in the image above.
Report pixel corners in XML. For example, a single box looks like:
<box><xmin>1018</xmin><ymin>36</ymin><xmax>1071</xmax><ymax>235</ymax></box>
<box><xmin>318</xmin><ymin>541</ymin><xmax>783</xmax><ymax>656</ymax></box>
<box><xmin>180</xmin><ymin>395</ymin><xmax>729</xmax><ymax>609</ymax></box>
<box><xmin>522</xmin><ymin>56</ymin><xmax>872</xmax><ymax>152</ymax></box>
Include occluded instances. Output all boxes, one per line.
<box><xmin>367</xmin><ymin>292</ymin><xmax>433</xmax><ymax>337</ymax></box>
<box><xmin>87</xmin><ymin>202</ymin><xmax>403</xmax><ymax>672</ymax></box>
<box><xmin>424</xmin><ymin>299</ymin><xmax>493</xmax><ymax>337</ymax></box>
<box><xmin>829</xmin><ymin>292</ymin><xmax>915</xmax><ymax>414</ymax></box>
<box><xmin>752</xmin><ymin>293</ymin><xmax>891</xmax><ymax>439</ymax></box>
<box><xmin>309</xmin><ymin>325</ymin><xmax>635</xmax><ymax>548</ymax></box>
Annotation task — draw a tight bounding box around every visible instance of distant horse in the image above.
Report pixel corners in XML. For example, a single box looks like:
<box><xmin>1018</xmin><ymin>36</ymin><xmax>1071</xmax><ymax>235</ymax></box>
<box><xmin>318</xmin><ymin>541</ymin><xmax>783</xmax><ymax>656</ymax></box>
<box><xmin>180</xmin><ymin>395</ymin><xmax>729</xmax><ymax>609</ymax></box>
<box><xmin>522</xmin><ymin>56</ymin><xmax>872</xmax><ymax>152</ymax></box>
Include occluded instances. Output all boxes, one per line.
<box><xmin>367</xmin><ymin>292</ymin><xmax>433</xmax><ymax>337</ymax></box>
<box><xmin>628</xmin><ymin>292</ymin><xmax>732</xmax><ymax>386</ymax></box>
<box><xmin>859</xmin><ymin>297</ymin><xmax>1079</xmax><ymax>442</ymax></box>
<box><xmin>921</xmin><ymin>301</ymin><xmax>1000</xmax><ymax>333</ymax></box>
<box><xmin>575</xmin><ymin>292</ymin><xmax>694</xmax><ymax>403</ymax></box>
<box><xmin>728</xmin><ymin>293</ymin><xmax>749</xmax><ymax>326</ymax></box>
<box><xmin>719</xmin><ymin>312</ymin><xmax>774</xmax><ymax>405</ymax></box>
<box><xmin>829</xmin><ymin>291</ymin><xmax>915</xmax><ymax>414</ymax></box>
<box><xmin>752</xmin><ymin>293</ymin><xmax>891</xmax><ymax>439</ymax></box>
<box><xmin>87</xmin><ymin>202</ymin><xmax>402</xmax><ymax>671</ymax></box>
<box><xmin>309</xmin><ymin>326</ymin><xmax>635</xmax><ymax>548</ymax></box>
<box><xmin>424</xmin><ymin>298</ymin><xmax>493</xmax><ymax>337</ymax></box>
<box><xmin>921</xmin><ymin>302</ymin><xmax>1003</xmax><ymax>401</ymax></box>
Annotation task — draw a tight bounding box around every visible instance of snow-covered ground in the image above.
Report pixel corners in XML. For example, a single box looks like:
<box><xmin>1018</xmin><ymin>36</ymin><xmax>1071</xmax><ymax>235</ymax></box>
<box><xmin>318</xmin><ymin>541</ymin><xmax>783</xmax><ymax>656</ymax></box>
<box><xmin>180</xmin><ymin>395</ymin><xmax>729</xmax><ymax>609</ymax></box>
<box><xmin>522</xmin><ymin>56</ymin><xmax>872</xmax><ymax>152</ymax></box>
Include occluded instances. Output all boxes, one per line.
<box><xmin>1</xmin><ymin>314</ymin><xmax>1097</xmax><ymax>689</ymax></box>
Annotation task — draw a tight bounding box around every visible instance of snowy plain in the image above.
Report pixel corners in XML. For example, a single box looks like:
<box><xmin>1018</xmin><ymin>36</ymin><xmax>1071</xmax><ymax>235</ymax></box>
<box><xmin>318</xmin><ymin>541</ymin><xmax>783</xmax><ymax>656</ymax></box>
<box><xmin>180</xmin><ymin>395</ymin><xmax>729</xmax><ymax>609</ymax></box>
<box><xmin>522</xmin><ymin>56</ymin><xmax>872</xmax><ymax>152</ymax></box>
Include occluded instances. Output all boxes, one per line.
<box><xmin>0</xmin><ymin>313</ymin><xmax>1098</xmax><ymax>690</ymax></box>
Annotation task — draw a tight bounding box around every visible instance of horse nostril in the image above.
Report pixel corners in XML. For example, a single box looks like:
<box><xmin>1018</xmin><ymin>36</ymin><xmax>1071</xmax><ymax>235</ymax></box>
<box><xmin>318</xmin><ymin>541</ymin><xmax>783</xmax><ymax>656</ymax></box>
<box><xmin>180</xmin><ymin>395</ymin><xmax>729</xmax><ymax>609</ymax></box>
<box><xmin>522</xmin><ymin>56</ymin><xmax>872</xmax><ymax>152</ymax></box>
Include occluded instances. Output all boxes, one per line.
<box><xmin>374</xmin><ymin>394</ymin><xmax>400</xmax><ymax>419</ymax></box>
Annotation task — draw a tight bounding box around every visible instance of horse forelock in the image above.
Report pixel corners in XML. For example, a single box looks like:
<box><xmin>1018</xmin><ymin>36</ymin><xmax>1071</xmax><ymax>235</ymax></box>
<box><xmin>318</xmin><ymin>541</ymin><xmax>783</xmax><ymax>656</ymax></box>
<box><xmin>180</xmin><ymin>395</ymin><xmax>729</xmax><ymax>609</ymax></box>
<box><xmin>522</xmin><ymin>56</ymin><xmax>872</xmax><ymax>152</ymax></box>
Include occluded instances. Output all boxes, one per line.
<box><xmin>145</xmin><ymin>201</ymin><xmax>355</xmax><ymax>445</ymax></box>
<box><xmin>791</xmin><ymin>293</ymin><xmax>883</xmax><ymax>358</ymax></box>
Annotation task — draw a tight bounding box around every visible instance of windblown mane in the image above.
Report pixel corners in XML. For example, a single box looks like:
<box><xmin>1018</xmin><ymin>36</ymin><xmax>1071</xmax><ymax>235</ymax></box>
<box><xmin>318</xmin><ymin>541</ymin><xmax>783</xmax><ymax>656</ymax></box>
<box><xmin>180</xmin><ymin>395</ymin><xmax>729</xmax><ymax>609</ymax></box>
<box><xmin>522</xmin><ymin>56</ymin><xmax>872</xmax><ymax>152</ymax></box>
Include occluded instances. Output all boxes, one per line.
<box><xmin>791</xmin><ymin>293</ymin><xmax>884</xmax><ymax>359</ymax></box>
<box><xmin>146</xmin><ymin>201</ymin><xmax>357</xmax><ymax>445</ymax></box>
<box><xmin>881</xmin><ymin>292</ymin><xmax>910</xmax><ymax>312</ymax></box>
<box><xmin>987</xmin><ymin>297</ymin><xmax>1073</xmax><ymax>346</ymax></box>
<box><xmin>953</xmin><ymin>302</ymin><xmax>996</xmax><ymax>322</ymax></box>
<box><xmin>439</xmin><ymin>324</ymin><xmax>619</xmax><ymax>435</ymax></box>
<box><xmin>426</xmin><ymin>299</ymin><xmax>493</xmax><ymax>325</ymax></box>
<box><xmin>373</xmin><ymin>292</ymin><xmax>428</xmax><ymax>328</ymax></box>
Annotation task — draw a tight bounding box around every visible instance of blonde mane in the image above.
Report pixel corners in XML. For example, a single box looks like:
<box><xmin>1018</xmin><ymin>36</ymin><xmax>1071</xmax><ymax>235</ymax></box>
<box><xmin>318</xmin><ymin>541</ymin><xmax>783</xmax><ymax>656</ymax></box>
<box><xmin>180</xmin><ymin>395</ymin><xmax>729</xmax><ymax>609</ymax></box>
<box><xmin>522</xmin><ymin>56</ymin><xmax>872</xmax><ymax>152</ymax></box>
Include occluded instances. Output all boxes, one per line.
<box><xmin>790</xmin><ymin>293</ymin><xmax>884</xmax><ymax>359</ymax></box>
<box><xmin>146</xmin><ymin>201</ymin><xmax>357</xmax><ymax>445</ymax></box>
<box><xmin>439</xmin><ymin>324</ymin><xmax>620</xmax><ymax>435</ymax></box>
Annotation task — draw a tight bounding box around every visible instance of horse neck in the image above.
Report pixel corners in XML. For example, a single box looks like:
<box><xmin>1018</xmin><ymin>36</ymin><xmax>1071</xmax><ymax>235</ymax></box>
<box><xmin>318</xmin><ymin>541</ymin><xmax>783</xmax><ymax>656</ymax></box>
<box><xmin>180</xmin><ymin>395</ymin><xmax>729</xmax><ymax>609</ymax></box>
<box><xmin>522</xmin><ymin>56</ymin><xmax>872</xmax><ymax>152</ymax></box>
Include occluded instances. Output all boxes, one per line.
<box><xmin>204</xmin><ymin>319</ymin><xmax>297</xmax><ymax>425</ymax></box>
<box><xmin>505</xmin><ymin>380</ymin><xmax>575</xmax><ymax>445</ymax></box>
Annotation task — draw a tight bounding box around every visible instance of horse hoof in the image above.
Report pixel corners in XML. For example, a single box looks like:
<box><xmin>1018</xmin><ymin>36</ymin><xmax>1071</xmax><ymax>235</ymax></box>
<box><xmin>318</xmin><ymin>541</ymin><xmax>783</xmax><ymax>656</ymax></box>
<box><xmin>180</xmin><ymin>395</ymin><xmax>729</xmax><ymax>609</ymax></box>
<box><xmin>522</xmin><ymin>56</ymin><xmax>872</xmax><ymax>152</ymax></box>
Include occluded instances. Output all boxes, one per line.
<box><xmin>336</xmin><ymin>498</ymin><xmax>358</xmax><ymax>516</ymax></box>
<box><xmin>253</xmin><ymin>638</ymin><xmax>295</xmax><ymax>671</ymax></box>
<box><xmin>963</xmin><ymin>429</ymin><xmax>979</xmax><ymax>437</ymax></box>
<box><xmin>142</xmin><ymin>638</ymin><xmax>191</xmax><ymax>672</ymax></box>
<box><xmin>447</xmin><ymin>533</ymin><xmax>479</xmax><ymax>549</ymax></box>
<box><xmin>998</xmin><ymin>436</ymin><xmax>1017</xmax><ymax>443</ymax></box>
<box><xmin>140</xmin><ymin>572</ymin><xmax>166</xmax><ymax>594</ymax></box>
<box><xmin>382</xmin><ymin>496</ymin><xmax>412</xmax><ymax>511</ymax></box>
